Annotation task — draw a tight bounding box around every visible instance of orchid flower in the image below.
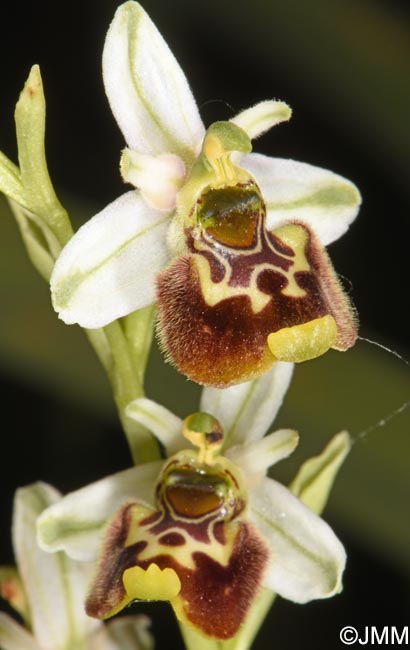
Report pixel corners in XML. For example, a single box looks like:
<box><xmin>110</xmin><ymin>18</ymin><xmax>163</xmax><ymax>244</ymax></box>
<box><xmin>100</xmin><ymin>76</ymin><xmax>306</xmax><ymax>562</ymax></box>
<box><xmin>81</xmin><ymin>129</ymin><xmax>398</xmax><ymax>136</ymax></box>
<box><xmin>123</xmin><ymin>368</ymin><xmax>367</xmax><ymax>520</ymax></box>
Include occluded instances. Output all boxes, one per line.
<box><xmin>37</xmin><ymin>364</ymin><xmax>350</xmax><ymax>642</ymax></box>
<box><xmin>0</xmin><ymin>483</ymin><xmax>153</xmax><ymax>650</ymax></box>
<box><xmin>50</xmin><ymin>1</ymin><xmax>361</xmax><ymax>388</ymax></box>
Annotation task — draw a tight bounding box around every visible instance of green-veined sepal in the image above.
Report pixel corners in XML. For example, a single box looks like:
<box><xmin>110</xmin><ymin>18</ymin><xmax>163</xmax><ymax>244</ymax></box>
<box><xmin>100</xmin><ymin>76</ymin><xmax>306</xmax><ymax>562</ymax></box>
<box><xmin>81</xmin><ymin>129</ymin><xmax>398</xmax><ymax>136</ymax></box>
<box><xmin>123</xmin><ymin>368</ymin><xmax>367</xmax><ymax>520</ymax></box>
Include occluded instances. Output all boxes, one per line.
<box><xmin>103</xmin><ymin>1</ymin><xmax>204</xmax><ymax>163</ymax></box>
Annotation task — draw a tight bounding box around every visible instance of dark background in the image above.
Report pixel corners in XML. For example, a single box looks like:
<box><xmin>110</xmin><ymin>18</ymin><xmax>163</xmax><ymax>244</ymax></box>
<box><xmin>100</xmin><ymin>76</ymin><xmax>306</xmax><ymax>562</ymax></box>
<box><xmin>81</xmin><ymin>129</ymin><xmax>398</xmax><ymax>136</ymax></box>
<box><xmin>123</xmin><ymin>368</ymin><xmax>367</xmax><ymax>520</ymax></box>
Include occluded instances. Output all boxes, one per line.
<box><xmin>0</xmin><ymin>2</ymin><xmax>409</xmax><ymax>648</ymax></box>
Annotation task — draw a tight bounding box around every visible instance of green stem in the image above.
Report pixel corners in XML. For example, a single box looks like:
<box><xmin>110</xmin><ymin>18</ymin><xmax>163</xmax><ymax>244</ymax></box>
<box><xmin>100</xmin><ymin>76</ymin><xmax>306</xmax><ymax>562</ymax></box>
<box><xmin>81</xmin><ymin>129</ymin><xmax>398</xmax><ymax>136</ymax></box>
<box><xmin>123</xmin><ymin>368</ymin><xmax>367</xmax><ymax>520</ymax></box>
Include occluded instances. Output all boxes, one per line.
<box><xmin>103</xmin><ymin>319</ymin><xmax>160</xmax><ymax>465</ymax></box>
<box><xmin>123</xmin><ymin>305</ymin><xmax>156</xmax><ymax>385</ymax></box>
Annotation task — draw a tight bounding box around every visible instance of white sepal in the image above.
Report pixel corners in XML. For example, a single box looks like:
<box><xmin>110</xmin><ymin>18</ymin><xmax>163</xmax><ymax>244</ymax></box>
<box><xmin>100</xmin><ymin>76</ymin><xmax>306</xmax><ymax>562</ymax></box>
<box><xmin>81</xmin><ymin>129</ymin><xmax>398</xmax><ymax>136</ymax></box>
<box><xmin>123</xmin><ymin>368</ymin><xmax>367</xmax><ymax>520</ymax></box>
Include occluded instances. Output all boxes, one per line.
<box><xmin>50</xmin><ymin>191</ymin><xmax>170</xmax><ymax>328</ymax></box>
<box><xmin>13</xmin><ymin>483</ymin><xmax>99</xmax><ymax>650</ymax></box>
<box><xmin>103</xmin><ymin>1</ymin><xmax>204</xmax><ymax>162</ymax></box>
<box><xmin>37</xmin><ymin>463</ymin><xmax>163</xmax><ymax>561</ymax></box>
<box><xmin>242</xmin><ymin>153</ymin><xmax>361</xmax><ymax>245</ymax></box>
<box><xmin>249</xmin><ymin>477</ymin><xmax>346</xmax><ymax>603</ymax></box>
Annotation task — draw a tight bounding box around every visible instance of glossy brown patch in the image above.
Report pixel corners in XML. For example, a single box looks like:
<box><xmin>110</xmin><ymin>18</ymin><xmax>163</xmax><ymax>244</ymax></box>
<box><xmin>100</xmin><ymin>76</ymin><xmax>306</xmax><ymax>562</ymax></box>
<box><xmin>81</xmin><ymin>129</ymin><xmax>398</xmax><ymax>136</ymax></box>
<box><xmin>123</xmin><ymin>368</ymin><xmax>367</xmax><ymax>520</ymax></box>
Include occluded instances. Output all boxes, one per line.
<box><xmin>197</xmin><ymin>184</ymin><xmax>260</xmax><ymax>248</ymax></box>
<box><xmin>159</xmin><ymin>462</ymin><xmax>242</xmax><ymax>526</ymax></box>
<box><xmin>166</xmin><ymin>483</ymin><xmax>224</xmax><ymax>518</ymax></box>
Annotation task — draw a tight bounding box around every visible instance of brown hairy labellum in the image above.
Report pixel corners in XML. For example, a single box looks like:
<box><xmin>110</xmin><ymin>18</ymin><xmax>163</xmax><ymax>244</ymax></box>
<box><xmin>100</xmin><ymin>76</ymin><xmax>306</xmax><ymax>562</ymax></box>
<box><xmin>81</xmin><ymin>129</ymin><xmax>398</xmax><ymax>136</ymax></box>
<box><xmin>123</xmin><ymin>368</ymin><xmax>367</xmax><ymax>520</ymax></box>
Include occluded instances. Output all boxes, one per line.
<box><xmin>85</xmin><ymin>444</ymin><xmax>269</xmax><ymax>640</ymax></box>
<box><xmin>156</xmin><ymin>181</ymin><xmax>357</xmax><ymax>387</ymax></box>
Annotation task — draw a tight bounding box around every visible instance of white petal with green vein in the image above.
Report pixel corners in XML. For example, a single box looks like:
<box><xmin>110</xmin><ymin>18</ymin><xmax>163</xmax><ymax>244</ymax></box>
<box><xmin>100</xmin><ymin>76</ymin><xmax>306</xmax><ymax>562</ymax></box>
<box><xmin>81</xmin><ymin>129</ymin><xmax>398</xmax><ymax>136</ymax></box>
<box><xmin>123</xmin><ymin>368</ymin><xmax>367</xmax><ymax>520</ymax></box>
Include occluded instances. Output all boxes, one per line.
<box><xmin>242</xmin><ymin>153</ymin><xmax>361</xmax><ymax>245</ymax></box>
<box><xmin>200</xmin><ymin>362</ymin><xmax>293</xmax><ymax>448</ymax></box>
<box><xmin>50</xmin><ymin>191</ymin><xmax>170</xmax><ymax>328</ymax></box>
<box><xmin>103</xmin><ymin>1</ymin><xmax>204</xmax><ymax>162</ymax></box>
<box><xmin>37</xmin><ymin>462</ymin><xmax>163</xmax><ymax>561</ymax></box>
<box><xmin>250</xmin><ymin>477</ymin><xmax>346</xmax><ymax>603</ymax></box>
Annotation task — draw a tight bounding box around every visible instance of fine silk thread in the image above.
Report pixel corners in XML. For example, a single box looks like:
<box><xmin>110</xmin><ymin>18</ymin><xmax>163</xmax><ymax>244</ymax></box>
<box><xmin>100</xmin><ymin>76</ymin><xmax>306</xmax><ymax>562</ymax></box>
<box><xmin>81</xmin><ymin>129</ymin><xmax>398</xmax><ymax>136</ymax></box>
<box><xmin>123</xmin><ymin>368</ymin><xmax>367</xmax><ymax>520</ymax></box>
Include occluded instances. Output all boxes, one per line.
<box><xmin>350</xmin><ymin>336</ymin><xmax>409</xmax><ymax>444</ymax></box>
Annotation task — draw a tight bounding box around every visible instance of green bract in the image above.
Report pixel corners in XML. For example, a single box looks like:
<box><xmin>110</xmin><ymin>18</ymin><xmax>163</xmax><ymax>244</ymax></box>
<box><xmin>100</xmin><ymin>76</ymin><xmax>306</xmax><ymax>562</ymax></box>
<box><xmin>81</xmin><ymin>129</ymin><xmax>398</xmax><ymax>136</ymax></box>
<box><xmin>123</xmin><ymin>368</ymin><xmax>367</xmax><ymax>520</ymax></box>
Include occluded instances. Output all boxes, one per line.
<box><xmin>0</xmin><ymin>66</ymin><xmax>72</xmax><ymax>282</ymax></box>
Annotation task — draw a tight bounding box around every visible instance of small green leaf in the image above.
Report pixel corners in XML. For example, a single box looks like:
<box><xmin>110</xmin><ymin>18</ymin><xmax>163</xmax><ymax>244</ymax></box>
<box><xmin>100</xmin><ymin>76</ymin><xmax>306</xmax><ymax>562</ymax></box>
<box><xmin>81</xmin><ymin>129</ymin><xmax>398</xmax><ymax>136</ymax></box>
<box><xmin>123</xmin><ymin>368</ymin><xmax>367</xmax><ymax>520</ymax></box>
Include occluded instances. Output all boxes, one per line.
<box><xmin>123</xmin><ymin>304</ymin><xmax>156</xmax><ymax>384</ymax></box>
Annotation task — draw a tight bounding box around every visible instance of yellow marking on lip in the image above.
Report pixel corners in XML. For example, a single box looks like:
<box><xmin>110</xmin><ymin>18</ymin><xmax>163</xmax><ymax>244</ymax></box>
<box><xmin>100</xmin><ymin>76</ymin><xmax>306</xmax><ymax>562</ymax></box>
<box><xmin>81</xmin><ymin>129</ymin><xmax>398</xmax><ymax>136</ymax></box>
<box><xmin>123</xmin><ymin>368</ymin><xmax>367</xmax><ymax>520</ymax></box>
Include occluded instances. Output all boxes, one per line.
<box><xmin>268</xmin><ymin>315</ymin><xmax>337</xmax><ymax>362</ymax></box>
<box><xmin>193</xmin><ymin>223</ymin><xmax>312</xmax><ymax>312</ymax></box>
<box><xmin>122</xmin><ymin>496</ymin><xmax>238</xmax><ymax>570</ymax></box>
<box><xmin>274</xmin><ymin>223</ymin><xmax>310</xmax><ymax>297</ymax></box>
<box><xmin>123</xmin><ymin>564</ymin><xmax>181</xmax><ymax>601</ymax></box>
<box><xmin>194</xmin><ymin>254</ymin><xmax>271</xmax><ymax>313</ymax></box>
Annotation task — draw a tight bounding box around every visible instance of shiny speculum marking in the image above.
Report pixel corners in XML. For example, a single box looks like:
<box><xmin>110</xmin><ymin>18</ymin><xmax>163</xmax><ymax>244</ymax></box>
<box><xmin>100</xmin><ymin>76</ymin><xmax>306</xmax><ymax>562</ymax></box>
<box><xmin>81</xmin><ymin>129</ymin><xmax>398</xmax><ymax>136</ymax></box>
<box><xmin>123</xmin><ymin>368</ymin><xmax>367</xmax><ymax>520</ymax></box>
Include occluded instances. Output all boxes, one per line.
<box><xmin>157</xmin><ymin>177</ymin><xmax>356</xmax><ymax>387</ymax></box>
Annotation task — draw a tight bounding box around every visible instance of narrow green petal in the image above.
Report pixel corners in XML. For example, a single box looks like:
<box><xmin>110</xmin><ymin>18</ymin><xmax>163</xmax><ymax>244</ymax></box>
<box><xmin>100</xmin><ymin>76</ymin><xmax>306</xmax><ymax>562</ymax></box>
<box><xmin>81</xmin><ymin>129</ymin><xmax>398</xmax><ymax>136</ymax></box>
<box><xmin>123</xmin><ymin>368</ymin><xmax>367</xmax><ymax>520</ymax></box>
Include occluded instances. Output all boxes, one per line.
<box><xmin>200</xmin><ymin>362</ymin><xmax>294</xmax><ymax>448</ymax></box>
<box><xmin>231</xmin><ymin>100</ymin><xmax>292</xmax><ymax>140</ymax></box>
<box><xmin>50</xmin><ymin>192</ymin><xmax>170</xmax><ymax>328</ymax></box>
<box><xmin>227</xmin><ymin>428</ymin><xmax>299</xmax><ymax>481</ymax></box>
<box><xmin>242</xmin><ymin>153</ymin><xmax>361</xmax><ymax>245</ymax></box>
<box><xmin>103</xmin><ymin>1</ymin><xmax>204</xmax><ymax>163</ymax></box>
<box><xmin>125</xmin><ymin>397</ymin><xmax>184</xmax><ymax>456</ymax></box>
<box><xmin>289</xmin><ymin>431</ymin><xmax>351</xmax><ymax>514</ymax></box>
